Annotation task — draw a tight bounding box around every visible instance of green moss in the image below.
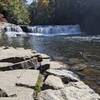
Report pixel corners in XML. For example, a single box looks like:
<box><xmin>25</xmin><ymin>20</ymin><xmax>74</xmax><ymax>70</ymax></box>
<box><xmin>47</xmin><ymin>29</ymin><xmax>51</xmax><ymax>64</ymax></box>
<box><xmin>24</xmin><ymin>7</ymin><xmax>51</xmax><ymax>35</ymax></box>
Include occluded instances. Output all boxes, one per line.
<box><xmin>34</xmin><ymin>74</ymin><xmax>42</xmax><ymax>97</ymax></box>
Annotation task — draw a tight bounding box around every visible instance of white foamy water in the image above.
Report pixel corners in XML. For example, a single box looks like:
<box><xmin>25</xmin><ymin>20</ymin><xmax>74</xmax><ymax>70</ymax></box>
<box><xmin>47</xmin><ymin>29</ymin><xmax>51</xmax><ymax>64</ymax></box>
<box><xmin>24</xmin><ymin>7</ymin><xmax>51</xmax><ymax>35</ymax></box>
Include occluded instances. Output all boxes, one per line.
<box><xmin>27</xmin><ymin>25</ymin><xmax>81</xmax><ymax>36</ymax></box>
<box><xmin>4</xmin><ymin>25</ymin><xmax>26</xmax><ymax>37</ymax></box>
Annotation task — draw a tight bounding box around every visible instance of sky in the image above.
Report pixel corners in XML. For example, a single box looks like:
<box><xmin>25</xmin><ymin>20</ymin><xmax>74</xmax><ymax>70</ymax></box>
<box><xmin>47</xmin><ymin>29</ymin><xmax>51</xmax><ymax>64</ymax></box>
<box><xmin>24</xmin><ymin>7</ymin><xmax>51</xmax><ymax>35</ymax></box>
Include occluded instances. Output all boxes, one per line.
<box><xmin>26</xmin><ymin>0</ymin><xmax>33</xmax><ymax>4</ymax></box>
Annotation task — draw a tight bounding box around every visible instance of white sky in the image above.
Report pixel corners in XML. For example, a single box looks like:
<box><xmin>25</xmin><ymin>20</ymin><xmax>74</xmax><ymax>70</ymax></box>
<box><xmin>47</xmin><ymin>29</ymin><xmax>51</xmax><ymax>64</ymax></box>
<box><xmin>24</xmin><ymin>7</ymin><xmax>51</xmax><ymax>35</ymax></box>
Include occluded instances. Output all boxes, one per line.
<box><xmin>26</xmin><ymin>0</ymin><xmax>33</xmax><ymax>4</ymax></box>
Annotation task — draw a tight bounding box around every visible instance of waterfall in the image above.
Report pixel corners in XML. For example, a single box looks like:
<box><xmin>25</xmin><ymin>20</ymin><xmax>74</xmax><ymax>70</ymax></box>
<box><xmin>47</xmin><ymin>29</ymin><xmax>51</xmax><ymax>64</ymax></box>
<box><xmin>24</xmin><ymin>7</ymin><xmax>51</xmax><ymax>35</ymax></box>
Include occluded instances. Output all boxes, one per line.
<box><xmin>4</xmin><ymin>25</ymin><xmax>26</xmax><ymax>37</ymax></box>
<box><xmin>5</xmin><ymin>25</ymin><xmax>23</xmax><ymax>32</ymax></box>
<box><xmin>27</xmin><ymin>25</ymin><xmax>81</xmax><ymax>36</ymax></box>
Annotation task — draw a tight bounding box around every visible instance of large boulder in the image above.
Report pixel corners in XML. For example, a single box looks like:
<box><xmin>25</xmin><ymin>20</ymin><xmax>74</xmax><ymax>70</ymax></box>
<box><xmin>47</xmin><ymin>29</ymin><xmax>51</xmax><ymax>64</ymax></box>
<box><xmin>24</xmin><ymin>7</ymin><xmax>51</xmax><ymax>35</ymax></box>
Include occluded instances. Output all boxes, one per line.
<box><xmin>44</xmin><ymin>75</ymin><xmax>64</xmax><ymax>89</ymax></box>
<box><xmin>37</xmin><ymin>81</ymin><xmax>100</xmax><ymax>100</ymax></box>
<box><xmin>46</xmin><ymin>69</ymin><xmax>79</xmax><ymax>82</ymax></box>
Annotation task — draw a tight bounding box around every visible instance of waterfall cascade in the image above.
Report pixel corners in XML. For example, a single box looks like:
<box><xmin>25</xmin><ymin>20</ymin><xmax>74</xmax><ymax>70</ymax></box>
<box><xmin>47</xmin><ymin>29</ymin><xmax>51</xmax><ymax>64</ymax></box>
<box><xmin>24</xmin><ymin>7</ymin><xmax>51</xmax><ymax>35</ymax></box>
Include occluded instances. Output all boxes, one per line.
<box><xmin>5</xmin><ymin>25</ymin><xmax>23</xmax><ymax>32</ymax></box>
<box><xmin>4</xmin><ymin>24</ymin><xmax>26</xmax><ymax>37</ymax></box>
<box><xmin>27</xmin><ymin>25</ymin><xmax>81</xmax><ymax>36</ymax></box>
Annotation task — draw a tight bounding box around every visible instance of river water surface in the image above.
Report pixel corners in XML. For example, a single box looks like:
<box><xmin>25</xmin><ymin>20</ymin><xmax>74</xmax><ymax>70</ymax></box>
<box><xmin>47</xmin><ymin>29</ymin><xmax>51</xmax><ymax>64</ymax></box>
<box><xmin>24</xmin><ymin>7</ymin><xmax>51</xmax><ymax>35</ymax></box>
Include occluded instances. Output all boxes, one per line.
<box><xmin>0</xmin><ymin>35</ymin><xmax>100</xmax><ymax>94</ymax></box>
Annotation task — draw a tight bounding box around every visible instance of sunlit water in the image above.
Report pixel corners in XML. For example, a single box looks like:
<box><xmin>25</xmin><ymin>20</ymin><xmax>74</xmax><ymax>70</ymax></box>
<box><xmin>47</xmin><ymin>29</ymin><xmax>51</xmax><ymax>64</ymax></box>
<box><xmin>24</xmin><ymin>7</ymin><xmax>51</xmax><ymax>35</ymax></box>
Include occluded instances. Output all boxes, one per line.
<box><xmin>0</xmin><ymin>35</ymin><xmax>100</xmax><ymax>94</ymax></box>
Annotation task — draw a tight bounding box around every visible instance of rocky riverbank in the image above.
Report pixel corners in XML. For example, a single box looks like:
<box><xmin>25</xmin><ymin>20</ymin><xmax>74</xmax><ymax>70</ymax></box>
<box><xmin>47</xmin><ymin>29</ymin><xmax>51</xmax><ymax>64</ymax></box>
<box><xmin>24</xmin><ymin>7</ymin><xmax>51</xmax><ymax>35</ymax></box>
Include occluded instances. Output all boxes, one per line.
<box><xmin>0</xmin><ymin>46</ymin><xmax>99</xmax><ymax>100</ymax></box>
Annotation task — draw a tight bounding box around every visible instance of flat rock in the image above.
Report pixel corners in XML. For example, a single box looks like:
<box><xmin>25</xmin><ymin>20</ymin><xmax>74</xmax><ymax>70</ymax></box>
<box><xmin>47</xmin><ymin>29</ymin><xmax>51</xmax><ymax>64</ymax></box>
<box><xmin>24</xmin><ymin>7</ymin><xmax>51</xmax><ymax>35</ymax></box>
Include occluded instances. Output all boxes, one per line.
<box><xmin>0</xmin><ymin>62</ymin><xmax>13</xmax><ymax>70</ymax></box>
<box><xmin>46</xmin><ymin>69</ymin><xmax>79</xmax><ymax>82</ymax></box>
<box><xmin>0</xmin><ymin>70</ymin><xmax>37</xmax><ymax>100</ymax></box>
<box><xmin>44</xmin><ymin>75</ymin><xmax>64</xmax><ymax>89</ymax></box>
<box><xmin>0</xmin><ymin>86</ymin><xmax>34</xmax><ymax>100</ymax></box>
<box><xmin>41</xmin><ymin>59</ymin><xmax>50</xmax><ymax>65</ymax></box>
<box><xmin>49</xmin><ymin>61</ymin><xmax>68</xmax><ymax>69</ymax></box>
<box><xmin>0</xmin><ymin>96</ymin><xmax>34</xmax><ymax>100</ymax></box>
<box><xmin>0</xmin><ymin>70</ymin><xmax>39</xmax><ymax>87</ymax></box>
<box><xmin>17</xmin><ymin>70</ymin><xmax>39</xmax><ymax>87</ymax></box>
<box><xmin>0</xmin><ymin>63</ymin><xmax>13</xmax><ymax>67</ymax></box>
<box><xmin>0</xmin><ymin>47</ymin><xmax>36</xmax><ymax>61</ymax></box>
<box><xmin>0</xmin><ymin>97</ymin><xmax>18</xmax><ymax>100</ymax></box>
<box><xmin>38</xmin><ymin>81</ymin><xmax>100</xmax><ymax>100</ymax></box>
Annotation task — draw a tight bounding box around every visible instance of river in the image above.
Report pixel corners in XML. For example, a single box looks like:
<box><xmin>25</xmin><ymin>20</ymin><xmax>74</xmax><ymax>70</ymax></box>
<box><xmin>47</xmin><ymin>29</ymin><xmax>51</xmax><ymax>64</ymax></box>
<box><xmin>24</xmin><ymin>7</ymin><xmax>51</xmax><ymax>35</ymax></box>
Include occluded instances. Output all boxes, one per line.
<box><xmin>0</xmin><ymin>35</ymin><xmax>100</xmax><ymax>94</ymax></box>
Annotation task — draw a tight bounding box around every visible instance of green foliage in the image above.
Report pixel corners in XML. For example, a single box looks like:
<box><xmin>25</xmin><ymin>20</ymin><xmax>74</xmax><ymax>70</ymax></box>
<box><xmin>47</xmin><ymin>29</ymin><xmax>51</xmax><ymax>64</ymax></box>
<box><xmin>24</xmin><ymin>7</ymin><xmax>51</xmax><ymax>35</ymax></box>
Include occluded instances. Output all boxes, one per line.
<box><xmin>0</xmin><ymin>0</ymin><xmax>30</xmax><ymax>24</ymax></box>
<box><xmin>30</xmin><ymin>0</ymin><xmax>55</xmax><ymax>24</ymax></box>
<box><xmin>34</xmin><ymin>75</ymin><xmax>42</xmax><ymax>96</ymax></box>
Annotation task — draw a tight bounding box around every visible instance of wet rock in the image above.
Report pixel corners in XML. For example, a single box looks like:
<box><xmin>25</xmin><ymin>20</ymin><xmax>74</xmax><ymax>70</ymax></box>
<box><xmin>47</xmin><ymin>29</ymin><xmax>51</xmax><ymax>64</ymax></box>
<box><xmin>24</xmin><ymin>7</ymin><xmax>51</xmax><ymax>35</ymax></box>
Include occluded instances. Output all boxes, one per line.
<box><xmin>96</xmin><ymin>80</ymin><xmax>100</xmax><ymax>85</ymax></box>
<box><xmin>70</xmin><ymin>63</ymin><xmax>88</xmax><ymax>71</ymax></box>
<box><xmin>37</xmin><ymin>81</ymin><xmax>100</xmax><ymax>100</ymax></box>
<box><xmin>46</xmin><ymin>69</ymin><xmax>79</xmax><ymax>82</ymax></box>
<box><xmin>44</xmin><ymin>75</ymin><xmax>64</xmax><ymax>90</ymax></box>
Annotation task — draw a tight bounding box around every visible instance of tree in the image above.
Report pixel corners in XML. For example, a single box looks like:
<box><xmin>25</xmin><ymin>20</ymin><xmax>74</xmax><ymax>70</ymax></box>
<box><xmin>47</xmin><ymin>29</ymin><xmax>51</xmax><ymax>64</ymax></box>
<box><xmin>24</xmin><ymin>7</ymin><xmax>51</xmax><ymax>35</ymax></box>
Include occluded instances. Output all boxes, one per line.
<box><xmin>30</xmin><ymin>0</ymin><xmax>55</xmax><ymax>24</ymax></box>
<box><xmin>0</xmin><ymin>0</ymin><xmax>30</xmax><ymax>24</ymax></box>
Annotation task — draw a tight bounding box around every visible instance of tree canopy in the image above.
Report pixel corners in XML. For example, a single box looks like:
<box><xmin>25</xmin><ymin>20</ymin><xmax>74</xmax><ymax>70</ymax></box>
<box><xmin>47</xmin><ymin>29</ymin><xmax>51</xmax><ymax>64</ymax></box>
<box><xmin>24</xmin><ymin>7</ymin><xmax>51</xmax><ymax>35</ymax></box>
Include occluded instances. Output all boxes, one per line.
<box><xmin>0</xmin><ymin>0</ymin><xmax>30</xmax><ymax>24</ymax></box>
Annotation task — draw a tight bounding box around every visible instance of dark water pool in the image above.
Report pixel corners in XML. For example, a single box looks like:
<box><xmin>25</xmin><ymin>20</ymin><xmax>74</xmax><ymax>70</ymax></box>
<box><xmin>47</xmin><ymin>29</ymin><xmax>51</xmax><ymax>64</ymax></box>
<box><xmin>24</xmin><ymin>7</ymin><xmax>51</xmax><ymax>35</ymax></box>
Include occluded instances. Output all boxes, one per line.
<box><xmin>0</xmin><ymin>35</ymin><xmax>100</xmax><ymax>94</ymax></box>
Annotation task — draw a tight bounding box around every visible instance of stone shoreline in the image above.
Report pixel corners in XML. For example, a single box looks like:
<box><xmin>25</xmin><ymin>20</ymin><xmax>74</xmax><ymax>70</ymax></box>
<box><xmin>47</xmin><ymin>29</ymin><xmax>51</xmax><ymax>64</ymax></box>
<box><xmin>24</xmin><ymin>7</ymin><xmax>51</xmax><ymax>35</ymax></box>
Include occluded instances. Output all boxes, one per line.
<box><xmin>0</xmin><ymin>46</ymin><xmax>99</xmax><ymax>100</ymax></box>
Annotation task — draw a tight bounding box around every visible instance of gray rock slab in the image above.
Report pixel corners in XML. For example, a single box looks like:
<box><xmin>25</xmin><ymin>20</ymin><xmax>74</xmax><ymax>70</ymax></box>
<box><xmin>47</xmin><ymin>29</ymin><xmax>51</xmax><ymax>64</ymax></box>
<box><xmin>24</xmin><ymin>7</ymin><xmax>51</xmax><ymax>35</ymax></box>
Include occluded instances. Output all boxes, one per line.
<box><xmin>0</xmin><ymin>47</ymin><xmax>36</xmax><ymax>60</ymax></box>
<box><xmin>0</xmin><ymin>86</ymin><xmax>34</xmax><ymax>97</ymax></box>
<box><xmin>38</xmin><ymin>81</ymin><xmax>100</xmax><ymax>100</ymax></box>
<box><xmin>0</xmin><ymin>70</ymin><xmax>39</xmax><ymax>87</ymax></box>
<box><xmin>0</xmin><ymin>97</ymin><xmax>18</xmax><ymax>100</ymax></box>
<box><xmin>0</xmin><ymin>62</ymin><xmax>14</xmax><ymax>71</ymax></box>
<box><xmin>0</xmin><ymin>96</ymin><xmax>34</xmax><ymax>100</ymax></box>
<box><xmin>49</xmin><ymin>61</ymin><xmax>68</xmax><ymax>69</ymax></box>
<box><xmin>17</xmin><ymin>70</ymin><xmax>39</xmax><ymax>87</ymax></box>
<box><xmin>0</xmin><ymin>70</ymin><xmax>37</xmax><ymax>100</ymax></box>
<box><xmin>44</xmin><ymin>75</ymin><xmax>64</xmax><ymax>89</ymax></box>
<box><xmin>0</xmin><ymin>86</ymin><xmax>34</xmax><ymax>100</ymax></box>
<box><xmin>0</xmin><ymin>63</ymin><xmax>13</xmax><ymax>68</ymax></box>
<box><xmin>46</xmin><ymin>69</ymin><xmax>79</xmax><ymax>81</ymax></box>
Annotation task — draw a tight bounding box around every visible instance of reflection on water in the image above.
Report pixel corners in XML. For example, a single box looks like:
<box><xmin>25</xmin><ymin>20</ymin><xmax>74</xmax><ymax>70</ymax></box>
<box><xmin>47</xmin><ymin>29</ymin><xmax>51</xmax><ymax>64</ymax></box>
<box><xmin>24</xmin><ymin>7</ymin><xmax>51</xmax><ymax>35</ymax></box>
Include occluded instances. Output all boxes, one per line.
<box><xmin>0</xmin><ymin>35</ymin><xmax>100</xmax><ymax>94</ymax></box>
<box><xmin>0</xmin><ymin>35</ymin><xmax>31</xmax><ymax>49</ymax></box>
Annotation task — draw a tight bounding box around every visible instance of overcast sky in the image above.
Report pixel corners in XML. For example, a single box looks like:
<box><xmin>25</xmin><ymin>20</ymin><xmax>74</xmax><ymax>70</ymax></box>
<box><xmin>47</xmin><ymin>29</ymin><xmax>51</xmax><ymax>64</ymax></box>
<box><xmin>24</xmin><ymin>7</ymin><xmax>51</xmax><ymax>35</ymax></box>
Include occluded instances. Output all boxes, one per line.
<box><xmin>26</xmin><ymin>0</ymin><xmax>33</xmax><ymax>4</ymax></box>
